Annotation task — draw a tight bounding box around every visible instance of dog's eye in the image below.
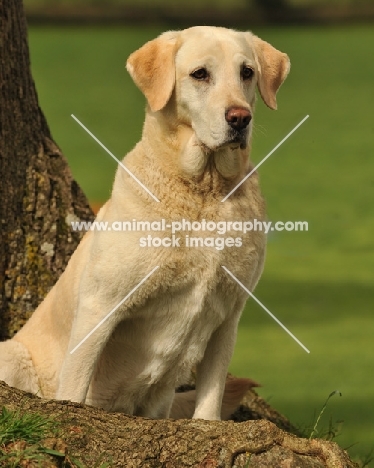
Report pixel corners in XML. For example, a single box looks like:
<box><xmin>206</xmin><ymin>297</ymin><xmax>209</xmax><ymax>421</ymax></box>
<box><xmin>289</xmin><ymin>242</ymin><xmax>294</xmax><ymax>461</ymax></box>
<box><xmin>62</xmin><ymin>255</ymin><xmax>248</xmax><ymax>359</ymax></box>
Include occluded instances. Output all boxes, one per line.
<box><xmin>190</xmin><ymin>68</ymin><xmax>209</xmax><ymax>81</ymax></box>
<box><xmin>242</xmin><ymin>66</ymin><xmax>254</xmax><ymax>81</ymax></box>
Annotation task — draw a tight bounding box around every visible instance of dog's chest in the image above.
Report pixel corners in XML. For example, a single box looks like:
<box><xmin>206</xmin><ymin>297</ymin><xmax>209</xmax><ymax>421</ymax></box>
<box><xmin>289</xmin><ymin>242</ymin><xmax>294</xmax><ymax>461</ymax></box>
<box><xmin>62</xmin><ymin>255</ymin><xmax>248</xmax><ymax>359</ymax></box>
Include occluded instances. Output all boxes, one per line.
<box><xmin>98</xmin><ymin>176</ymin><xmax>266</xmax><ymax>393</ymax></box>
<box><xmin>105</xmin><ymin>228</ymin><xmax>262</xmax><ymax>385</ymax></box>
<box><xmin>105</xmin><ymin>268</ymin><xmax>238</xmax><ymax>387</ymax></box>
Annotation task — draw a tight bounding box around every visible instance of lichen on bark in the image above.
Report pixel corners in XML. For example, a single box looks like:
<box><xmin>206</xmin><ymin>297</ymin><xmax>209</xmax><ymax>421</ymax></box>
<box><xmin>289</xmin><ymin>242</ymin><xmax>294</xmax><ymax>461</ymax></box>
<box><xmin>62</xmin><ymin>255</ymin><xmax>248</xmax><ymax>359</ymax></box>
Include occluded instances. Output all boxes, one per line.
<box><xmin>0</xmin><ymin>0</ymin><xmax>94</xmax><ymax>339</ymax></box>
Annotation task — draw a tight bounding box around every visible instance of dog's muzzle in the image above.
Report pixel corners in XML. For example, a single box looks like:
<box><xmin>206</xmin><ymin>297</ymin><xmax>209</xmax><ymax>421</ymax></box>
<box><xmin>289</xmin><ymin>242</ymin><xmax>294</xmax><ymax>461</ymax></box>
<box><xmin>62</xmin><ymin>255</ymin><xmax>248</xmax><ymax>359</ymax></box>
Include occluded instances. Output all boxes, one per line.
<box><xmin>225</xmin><ymin>107</ymin><xmax>252</xmax><ymax>131</ymax></box>
<box><xmin>225</xmin><ymin>106</ymin><xmax>251</xmax><ymax>149</ymax></box>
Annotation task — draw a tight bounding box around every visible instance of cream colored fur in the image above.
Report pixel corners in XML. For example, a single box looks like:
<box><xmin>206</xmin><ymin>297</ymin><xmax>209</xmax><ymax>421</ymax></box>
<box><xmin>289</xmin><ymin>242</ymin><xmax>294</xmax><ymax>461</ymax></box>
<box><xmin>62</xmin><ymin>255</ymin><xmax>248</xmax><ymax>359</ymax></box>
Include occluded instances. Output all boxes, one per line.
<box><xmin>0</xmin><ymin>26</ymin><xmax>289</xmax><ymax>420</ymax></box>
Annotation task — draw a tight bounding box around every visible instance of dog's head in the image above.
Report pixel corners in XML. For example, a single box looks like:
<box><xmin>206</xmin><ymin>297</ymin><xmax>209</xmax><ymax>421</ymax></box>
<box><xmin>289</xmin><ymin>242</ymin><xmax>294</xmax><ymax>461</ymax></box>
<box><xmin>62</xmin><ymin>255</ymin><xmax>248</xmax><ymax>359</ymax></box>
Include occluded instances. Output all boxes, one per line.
<box><xmin>127</xmin><ymin>27</ymin><xmax>290</xmax><ymax>152</ymax></box>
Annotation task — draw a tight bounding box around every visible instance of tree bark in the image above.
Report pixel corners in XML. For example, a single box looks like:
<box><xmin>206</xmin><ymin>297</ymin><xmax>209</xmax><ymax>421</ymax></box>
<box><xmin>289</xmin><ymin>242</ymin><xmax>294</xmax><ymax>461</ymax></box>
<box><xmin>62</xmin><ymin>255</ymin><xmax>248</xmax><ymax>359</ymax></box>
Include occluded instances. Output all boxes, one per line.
<box><xmin>0</xmin><ymin>0</ymin><xmax>94</xmax><ymax>339</ymax></box>
<box><xmin>0</xmin><ymin>381</ymin><xmax>359</xmax><ymax>468</ymax></box>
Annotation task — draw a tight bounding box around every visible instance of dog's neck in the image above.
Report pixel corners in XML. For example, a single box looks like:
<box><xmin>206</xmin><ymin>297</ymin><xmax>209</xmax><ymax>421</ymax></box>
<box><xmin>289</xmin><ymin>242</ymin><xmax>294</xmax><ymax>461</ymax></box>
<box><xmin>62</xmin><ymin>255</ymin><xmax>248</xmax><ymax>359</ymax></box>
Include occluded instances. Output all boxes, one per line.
<box><xmin>141</xmin><ymin>109</ymin><xmax>253</xmax><ymax>189</ymax></box>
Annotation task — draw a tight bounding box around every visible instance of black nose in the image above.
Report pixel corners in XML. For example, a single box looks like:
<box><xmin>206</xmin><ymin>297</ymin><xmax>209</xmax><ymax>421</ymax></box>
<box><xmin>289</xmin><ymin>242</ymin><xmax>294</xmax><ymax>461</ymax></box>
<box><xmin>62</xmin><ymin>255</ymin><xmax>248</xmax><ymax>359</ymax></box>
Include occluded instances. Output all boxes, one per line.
<box><xmin>225</xmin><ymin>107</ymin><xmax>252</xmax><ymax>131</ymax></box>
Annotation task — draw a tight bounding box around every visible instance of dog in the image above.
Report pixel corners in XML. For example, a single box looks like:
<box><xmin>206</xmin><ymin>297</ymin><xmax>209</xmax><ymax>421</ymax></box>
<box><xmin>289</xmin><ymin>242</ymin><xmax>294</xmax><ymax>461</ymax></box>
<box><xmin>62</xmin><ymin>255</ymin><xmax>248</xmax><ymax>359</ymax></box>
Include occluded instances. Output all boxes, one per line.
<box><xmin>0</xmin><ymin>26</ymin><xmax>289</xmax><ymax>420</ymax></box>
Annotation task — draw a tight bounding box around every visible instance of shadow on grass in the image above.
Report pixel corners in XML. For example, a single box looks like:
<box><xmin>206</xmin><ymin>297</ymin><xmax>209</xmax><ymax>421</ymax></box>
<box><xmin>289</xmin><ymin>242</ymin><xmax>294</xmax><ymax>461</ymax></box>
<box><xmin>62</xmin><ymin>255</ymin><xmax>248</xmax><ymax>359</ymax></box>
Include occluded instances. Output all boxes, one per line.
<box><xmin>241</xmin><ymin>277</ymin><xmax>372</xmax><ymax>326</ymax></box>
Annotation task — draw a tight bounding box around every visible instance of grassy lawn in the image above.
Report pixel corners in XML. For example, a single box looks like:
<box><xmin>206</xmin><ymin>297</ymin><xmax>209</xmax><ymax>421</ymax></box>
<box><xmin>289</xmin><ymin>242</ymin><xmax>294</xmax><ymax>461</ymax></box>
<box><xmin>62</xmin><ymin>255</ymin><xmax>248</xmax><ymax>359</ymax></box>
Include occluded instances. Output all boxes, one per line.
<box><xmin>28</xmin><ymin>25</ymin><xmax>374</xmax><ymax>465</ymax></box>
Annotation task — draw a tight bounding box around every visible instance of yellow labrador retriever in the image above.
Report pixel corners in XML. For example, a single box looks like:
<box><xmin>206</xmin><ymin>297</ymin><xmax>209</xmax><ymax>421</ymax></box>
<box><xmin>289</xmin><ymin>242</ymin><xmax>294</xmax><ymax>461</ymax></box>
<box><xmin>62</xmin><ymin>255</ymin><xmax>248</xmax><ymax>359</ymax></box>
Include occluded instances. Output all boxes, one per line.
<box><xmin>0</xmin><ymin>27</ymin><xmax>289</xmax><ymax>420</ymax></box>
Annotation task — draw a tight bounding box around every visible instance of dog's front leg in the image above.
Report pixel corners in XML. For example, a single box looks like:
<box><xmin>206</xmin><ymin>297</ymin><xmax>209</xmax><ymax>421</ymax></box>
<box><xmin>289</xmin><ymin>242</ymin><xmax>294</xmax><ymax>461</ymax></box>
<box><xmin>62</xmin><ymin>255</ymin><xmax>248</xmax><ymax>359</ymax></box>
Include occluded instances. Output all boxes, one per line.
<box><xmin>193</xmin><ymin>314</ymin><xmax>240</xmax><ymax>420</ymax></box>
<box><xmin>56</xmin><ymin>299</ymin><xmax>120</xmax><ymax>403</ymax></box>
<box><xmin>136</xmin><ymin>386</ymin><xmax>175</xmax><ymax>419</ymax></box>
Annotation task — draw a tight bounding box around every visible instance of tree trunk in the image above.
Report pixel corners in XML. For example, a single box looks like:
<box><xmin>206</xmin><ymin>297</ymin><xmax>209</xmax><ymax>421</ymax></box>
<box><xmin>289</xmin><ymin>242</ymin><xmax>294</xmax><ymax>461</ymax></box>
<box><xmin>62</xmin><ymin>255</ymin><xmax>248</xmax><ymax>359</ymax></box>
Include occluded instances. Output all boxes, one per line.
<box><xmin>0</xmin><ymin>381</ymin><xmax>359</xmax><ymax>468</ymax></box>
<box><xmin>0</xmin><ymin>0</ymin><xmax>94</xmax><ymax>339</ymax></box>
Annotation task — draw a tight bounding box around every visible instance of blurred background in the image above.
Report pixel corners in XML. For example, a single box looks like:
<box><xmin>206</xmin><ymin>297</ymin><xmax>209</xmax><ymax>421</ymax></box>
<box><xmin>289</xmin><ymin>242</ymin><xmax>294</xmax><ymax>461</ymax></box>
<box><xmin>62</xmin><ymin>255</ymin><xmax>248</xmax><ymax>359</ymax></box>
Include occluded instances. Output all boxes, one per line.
<box><xmin>24</xmin><ymin>0</ymin><xmax>374</xmax><ymax>465</ymax></box>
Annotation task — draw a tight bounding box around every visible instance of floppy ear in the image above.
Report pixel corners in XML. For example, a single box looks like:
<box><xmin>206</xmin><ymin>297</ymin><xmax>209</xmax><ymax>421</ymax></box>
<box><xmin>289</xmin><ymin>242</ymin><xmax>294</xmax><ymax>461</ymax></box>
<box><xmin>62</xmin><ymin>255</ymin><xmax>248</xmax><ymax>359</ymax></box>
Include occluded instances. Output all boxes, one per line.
<box><xmin>251</xmin><ymin>35</ymin><xmax>290</xmax><ymax>110</ymax></box>
<box><xmin>126</xmin><ymin>32</ymin><xmax>179</xmax><ymax>112</ymax></box>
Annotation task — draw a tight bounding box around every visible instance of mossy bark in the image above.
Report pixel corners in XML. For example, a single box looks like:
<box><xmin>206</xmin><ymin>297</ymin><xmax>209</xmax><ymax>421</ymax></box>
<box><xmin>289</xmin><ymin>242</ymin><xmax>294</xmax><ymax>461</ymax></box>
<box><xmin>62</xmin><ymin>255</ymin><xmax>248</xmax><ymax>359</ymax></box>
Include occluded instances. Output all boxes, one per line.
<box><xmin>0</xmin><ymin>381</ymin><xmax>359</xmax><ymax>468</ymax></box>
<box><xmin>0</xmin><ymin>0</ymin><xmax>94</xmax><ymax>339</ymax></box>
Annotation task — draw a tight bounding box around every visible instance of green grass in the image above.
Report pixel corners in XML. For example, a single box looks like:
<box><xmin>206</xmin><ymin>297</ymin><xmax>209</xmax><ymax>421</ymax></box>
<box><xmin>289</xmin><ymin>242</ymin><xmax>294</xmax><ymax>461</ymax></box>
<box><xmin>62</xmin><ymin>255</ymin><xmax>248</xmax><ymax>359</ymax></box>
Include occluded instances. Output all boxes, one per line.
<box><xmin>28</xmin><ymin>24</ymin><xmax>374</xmax><ymax>465</ymax></box>
<box><xmin>0</xmin><ymin>406</ymin><xmax>55</xmax><ymax>446</ymax></box>
<box><xmin>0</xmin><ymin>406</ymin><xmax>62</xmax><ymax>466</ymax></box>
<box><xmin>0</xmin><ymin>406</ymin><xmax>111</xmax><ymax>467</ymax></box>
